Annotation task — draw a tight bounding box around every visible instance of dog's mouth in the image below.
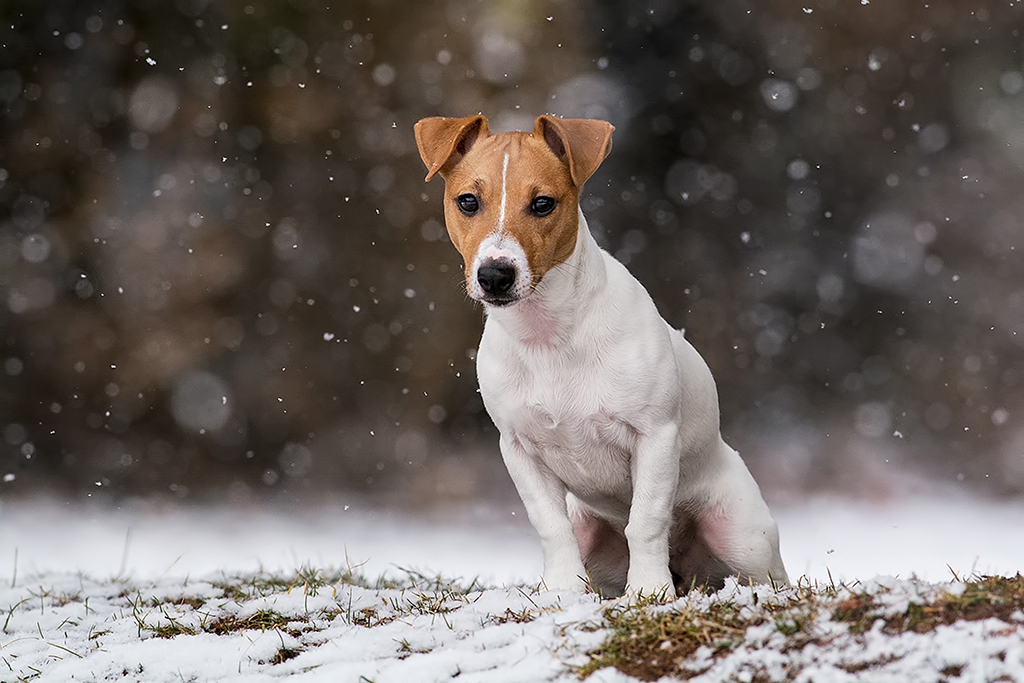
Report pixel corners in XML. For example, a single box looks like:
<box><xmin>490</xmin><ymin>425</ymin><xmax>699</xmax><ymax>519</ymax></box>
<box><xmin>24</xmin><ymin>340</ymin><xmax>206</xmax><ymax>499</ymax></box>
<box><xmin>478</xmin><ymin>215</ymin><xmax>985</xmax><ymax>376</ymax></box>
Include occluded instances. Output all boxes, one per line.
<box><xmin>476</xmin><ymin>291</ymin><xmax>525</xmax><ymax>307</ymax></box>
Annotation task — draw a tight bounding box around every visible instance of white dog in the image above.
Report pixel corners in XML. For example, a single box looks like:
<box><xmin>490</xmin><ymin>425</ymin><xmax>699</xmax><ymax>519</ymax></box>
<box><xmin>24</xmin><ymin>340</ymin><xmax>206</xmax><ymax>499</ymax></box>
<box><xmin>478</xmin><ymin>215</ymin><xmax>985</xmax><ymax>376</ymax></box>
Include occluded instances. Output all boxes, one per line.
<box><xmin>414</xmin><ymin>114</ymin><xmax>788</xmax><ymax>598</ymax></box>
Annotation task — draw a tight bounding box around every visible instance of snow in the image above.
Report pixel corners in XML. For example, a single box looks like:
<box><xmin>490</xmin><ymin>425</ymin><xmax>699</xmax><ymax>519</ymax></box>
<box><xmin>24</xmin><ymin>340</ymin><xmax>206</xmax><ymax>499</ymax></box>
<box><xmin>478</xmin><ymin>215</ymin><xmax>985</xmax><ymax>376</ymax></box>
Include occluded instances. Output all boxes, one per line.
<box><xmin>3</xmin><ymin>495</ymin><xmax>1021</xmax><ymax>585</ymax></box>
<box><xmin>774</xmin><ymin>495</ymin><xmax>1024</xmax><ymax>581</ymax></box>
<box><xmin>1</xmin><ymin>494</ymin><xmax>1023</xmax><ymax>682</ymax></box>
<box><xmin>0</xmin><ymin>568</ymin><xmax>605</xmax><ymax>682</ymax></box>
<box><xmin>0</xmin><ymin>499</ymin><xmax>541</xmax><ymax>585</ymax></box>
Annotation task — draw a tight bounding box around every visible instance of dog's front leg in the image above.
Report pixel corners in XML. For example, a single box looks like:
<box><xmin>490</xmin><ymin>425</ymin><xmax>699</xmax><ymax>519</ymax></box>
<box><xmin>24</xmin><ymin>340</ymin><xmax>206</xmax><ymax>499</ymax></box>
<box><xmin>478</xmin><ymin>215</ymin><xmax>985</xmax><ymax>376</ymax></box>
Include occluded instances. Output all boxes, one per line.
<box><xmin>500</xmin><ymin>436</ymin><xmax>589</xmax><ymax>592</ymax></box>
<box><xmin>624</xmin><ymin>423</ymin><xmax>680</xmax><ymax>599</ymax></box>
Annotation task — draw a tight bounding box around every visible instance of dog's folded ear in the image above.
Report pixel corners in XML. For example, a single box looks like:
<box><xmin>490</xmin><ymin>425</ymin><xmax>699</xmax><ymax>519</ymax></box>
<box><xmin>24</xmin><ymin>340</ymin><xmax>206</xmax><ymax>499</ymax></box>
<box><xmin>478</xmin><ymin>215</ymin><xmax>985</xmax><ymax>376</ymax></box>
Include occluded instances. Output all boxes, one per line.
<box><xmin>414</xmin><ymin>115</ymin><xmax>490</xmax><ymax>181</ymax></box>
<box><xmin>534</xmin><ymin>115</ymin><xmax>614</xmax><ymax>188</ymax></box>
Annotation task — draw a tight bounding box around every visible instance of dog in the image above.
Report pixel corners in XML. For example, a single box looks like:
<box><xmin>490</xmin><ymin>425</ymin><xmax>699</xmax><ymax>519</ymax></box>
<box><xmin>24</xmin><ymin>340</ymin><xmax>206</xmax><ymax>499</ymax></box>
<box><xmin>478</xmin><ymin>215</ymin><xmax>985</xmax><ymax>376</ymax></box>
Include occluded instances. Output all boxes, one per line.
<box><xmin>414</xmin><ymin>114</ymin><xmax>788</xmax><ymax>598</ymax></box>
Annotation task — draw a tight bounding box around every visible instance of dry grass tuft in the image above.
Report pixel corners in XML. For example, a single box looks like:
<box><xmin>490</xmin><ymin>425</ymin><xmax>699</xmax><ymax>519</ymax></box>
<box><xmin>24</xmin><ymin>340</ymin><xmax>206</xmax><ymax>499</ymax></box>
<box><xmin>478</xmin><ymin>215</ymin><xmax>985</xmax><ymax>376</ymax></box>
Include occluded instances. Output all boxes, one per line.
<box><xmin>833</xmin><ymin>573</ymin><xmax>1024</xmax><ymax>635</ymax></box>
<box><xmin>579</xmin><ymin>574</ymin><xmax>1024</xmax><ymax>681</ymax></box>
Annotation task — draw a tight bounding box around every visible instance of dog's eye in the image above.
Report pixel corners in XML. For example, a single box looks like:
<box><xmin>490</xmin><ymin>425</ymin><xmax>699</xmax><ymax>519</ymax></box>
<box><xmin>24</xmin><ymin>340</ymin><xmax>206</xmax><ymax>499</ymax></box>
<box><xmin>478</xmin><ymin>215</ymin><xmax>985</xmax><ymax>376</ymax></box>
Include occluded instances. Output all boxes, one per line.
<box><xmin>530</xmin><ymin>196</ymin><xmax>557</xmax><ymax>217</ymax></box>
<box><xmin>455</xmin><ymin>193</ymin><xmax>480</xmax><ymax>216</ymax></box>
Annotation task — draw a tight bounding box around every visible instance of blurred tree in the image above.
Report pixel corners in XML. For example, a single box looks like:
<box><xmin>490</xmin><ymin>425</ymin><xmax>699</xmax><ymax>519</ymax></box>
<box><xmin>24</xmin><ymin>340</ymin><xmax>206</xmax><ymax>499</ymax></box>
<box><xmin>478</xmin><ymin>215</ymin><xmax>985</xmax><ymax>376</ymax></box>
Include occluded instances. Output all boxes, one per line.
<box><xmin>2</xmin><ymin>0</ymin><xmax>1024</xmax><ymax>504</ymax></box>
<box><xmin>582</xmin><ymin>0</ymin><xmax>1024</xmax><ymax>496</ymax></box>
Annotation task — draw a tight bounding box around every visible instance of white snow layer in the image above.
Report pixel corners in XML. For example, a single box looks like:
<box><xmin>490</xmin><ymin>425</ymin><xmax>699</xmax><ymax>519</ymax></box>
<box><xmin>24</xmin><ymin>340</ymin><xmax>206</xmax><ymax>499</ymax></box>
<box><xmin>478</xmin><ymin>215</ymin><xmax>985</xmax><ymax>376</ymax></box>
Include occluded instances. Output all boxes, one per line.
<box><xmin>0</xmin><ymin>494</ymin><xmax>1022</xmax><ymax>682</ymax></box>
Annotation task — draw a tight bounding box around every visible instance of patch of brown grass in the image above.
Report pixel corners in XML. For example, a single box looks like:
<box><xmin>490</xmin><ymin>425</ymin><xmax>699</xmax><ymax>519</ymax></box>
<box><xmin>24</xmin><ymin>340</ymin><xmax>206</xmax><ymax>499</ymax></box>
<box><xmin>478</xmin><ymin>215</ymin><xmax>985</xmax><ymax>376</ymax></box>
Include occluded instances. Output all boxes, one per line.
<box><xmin>578</xmin><ymin>595</ymin><xmax>757</xmax><ymax>681</ymax></box>
<box><xmin>581</xmin><ymin>575</ymin><xmax>1024</xmax><ymax>681</ymax></box>
<box><xmin>206</xmin><ymin>610</ymin><xmax>299</xmax><ymax>636</ymax></box>
<box><xmin>833</xmin><ymin>574</ymin><xmax>1024</xmax><ymax>635</ymax></box>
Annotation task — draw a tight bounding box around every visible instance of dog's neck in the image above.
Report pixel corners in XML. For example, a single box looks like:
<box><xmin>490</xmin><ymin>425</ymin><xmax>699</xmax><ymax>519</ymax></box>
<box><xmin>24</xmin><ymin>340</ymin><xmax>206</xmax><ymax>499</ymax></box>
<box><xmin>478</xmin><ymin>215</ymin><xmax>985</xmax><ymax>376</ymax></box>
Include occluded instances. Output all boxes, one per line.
<box><xmin>482</xmin><ymin>208</ymin><xmax>606</xmax><ymax>348</ymax></box>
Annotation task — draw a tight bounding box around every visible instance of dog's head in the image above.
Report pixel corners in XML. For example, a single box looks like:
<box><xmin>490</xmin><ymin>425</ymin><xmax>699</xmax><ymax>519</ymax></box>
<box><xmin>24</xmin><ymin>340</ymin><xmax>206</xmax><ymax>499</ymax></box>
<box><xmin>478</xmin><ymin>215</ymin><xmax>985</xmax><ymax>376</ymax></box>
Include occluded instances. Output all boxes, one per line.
<box><xmin>414</xmin><ymin>115</ymin><xmax>613</xmax><ymax>307</ymax></box>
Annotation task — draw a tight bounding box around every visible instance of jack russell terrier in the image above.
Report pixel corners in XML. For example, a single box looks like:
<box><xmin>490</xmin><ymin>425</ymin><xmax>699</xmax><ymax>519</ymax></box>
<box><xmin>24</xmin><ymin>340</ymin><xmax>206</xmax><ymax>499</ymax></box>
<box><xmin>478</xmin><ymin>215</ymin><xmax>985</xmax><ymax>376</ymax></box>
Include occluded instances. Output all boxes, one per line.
<box><xmin>414</xmin><ymin>114</ymin><xmax>788</xmax><ymax>598</ymax></box>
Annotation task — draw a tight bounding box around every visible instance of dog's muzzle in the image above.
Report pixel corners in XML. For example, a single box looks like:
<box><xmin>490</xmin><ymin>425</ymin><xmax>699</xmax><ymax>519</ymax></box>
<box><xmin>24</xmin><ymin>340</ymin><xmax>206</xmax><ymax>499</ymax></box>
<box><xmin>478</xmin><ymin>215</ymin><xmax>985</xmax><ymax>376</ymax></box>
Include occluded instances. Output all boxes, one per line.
<box><xmin>475</xmin><ymin>258</ymin><xmax>518</xmax><ymax>306</ymax></box>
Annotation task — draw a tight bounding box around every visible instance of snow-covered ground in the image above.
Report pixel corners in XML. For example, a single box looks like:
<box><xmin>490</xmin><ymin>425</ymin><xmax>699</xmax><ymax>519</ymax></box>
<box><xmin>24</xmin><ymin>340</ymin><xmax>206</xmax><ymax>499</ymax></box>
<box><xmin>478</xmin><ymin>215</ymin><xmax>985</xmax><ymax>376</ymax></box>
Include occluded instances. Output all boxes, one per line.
<box><xmin>0</xmin><ymin>494</ymin><xmax>1022</xmax><ymax>682</ymax></box>
<box><xmin>2</xmin><ymin>494</ymin><xmax>1022</xmax><ymax>586</ymax></box>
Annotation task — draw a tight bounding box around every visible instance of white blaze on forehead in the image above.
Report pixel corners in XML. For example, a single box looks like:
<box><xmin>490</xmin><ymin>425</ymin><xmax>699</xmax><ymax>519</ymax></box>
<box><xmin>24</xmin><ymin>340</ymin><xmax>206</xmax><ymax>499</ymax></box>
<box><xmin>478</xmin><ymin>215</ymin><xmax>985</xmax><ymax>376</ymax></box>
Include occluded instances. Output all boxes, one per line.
<box><xmin>482</xmin><ymin>243</ymin><xmax>516</xmax><ymax>260</ymax></box>
<box><xmin>497</xmin><ymin>152</ymin><xmax>509</xmax><ymax>234</ymax></box>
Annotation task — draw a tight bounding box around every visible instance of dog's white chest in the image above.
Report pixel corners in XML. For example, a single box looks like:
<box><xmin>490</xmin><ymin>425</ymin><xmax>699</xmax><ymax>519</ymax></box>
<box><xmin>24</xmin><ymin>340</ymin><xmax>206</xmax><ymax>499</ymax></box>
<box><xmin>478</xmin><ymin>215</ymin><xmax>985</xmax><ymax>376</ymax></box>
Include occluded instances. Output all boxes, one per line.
<box><xmin>477</xmin><ymin>340</ymin><xmax>638</xmax><ymax>503</ymax></box>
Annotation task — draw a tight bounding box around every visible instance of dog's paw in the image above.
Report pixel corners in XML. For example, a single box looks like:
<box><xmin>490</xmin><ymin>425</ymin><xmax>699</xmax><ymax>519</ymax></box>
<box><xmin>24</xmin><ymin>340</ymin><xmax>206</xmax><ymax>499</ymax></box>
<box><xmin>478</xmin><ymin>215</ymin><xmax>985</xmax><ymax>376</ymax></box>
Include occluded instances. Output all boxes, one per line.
<box><xmin>622</xmin><ymin>582</ymin><xmax>677</xmax><ymax>602</ymax></box>
<box><xmin>624</xmin><ymin>567</ymin><xmax>676</xmax><ymax>601</ymax></box>
<box><xmin>540</xmin><ymin>571</ymin><xmax>589</xmax><ymax>593</ymax></box>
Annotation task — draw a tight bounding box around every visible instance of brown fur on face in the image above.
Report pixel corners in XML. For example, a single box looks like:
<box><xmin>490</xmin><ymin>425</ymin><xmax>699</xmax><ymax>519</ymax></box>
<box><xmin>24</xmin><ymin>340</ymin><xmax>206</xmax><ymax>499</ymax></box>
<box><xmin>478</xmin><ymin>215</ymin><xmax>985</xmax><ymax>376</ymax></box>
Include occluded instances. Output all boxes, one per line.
<box><xmin>414</xmin><ymin>115</ymin><xmax>614</xmax><ymax>295</ymax></box>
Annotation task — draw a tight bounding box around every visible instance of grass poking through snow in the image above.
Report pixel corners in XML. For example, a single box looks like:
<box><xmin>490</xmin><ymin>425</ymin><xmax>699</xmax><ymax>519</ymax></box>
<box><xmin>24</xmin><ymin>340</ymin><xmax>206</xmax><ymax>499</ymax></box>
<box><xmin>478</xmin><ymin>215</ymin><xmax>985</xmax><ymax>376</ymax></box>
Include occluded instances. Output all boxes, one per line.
<box><xmin>578</xmin><ymin>573</ymin><xmax>1024</xmax><ymax>681</ymax></box>
<box><xmin>2</xmin><ymin>567</ymin><xmax>1022</xmax><ymax>681</ymax></box>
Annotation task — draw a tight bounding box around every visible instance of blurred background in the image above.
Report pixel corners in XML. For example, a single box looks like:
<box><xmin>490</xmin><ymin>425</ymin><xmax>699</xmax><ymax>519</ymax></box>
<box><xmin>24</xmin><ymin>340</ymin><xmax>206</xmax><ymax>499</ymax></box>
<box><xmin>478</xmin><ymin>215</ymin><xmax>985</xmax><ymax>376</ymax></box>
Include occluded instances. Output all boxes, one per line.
<box><xmin>3</xmin><ymin>0</ymin><xmax>1024</xmax><ymax>510</ymax></box>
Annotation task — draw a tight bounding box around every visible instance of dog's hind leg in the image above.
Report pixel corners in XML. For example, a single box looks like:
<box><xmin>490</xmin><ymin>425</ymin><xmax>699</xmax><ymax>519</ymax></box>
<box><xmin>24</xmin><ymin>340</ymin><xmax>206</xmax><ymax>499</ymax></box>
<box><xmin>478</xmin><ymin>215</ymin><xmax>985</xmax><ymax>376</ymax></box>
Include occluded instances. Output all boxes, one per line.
<box><xmin>568</xmin><ymin>497</ymin><xmax>628</xmax><ymax>598</ymax></box>
<box><xmin>667</xmin><ymin>514</ymin><xmax>734</xmax><ymax>593</ymax></box>
<box><xmin>690</xmin><ymin>443</ymin><xmax>789</xmax><ymax>587</ymax></box>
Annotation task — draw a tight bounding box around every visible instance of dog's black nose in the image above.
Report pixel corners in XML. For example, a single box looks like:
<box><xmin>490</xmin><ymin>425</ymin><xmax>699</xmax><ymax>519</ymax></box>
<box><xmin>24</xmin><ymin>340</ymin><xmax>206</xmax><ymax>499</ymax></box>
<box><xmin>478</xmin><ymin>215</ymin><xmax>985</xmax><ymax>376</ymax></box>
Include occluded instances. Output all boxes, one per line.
<box><xmin>477</xmin><ymin>262</ymin><xmax>516</xmax><ymax>296</ymax></box>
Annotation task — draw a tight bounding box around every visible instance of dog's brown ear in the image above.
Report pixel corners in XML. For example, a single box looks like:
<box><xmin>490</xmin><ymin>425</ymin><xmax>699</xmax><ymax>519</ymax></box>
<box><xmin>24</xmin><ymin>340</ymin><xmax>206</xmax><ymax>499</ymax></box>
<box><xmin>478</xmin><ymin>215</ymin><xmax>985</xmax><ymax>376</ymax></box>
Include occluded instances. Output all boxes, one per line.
<box><xmin>534</xmin><ymin>115</ymin><xmax>614</xmax><ymax>188</ymax></box>
<box><xmin>414</xmin><ymin>115</ymin><xmax>490</xmax><ymax>181</ymax></box>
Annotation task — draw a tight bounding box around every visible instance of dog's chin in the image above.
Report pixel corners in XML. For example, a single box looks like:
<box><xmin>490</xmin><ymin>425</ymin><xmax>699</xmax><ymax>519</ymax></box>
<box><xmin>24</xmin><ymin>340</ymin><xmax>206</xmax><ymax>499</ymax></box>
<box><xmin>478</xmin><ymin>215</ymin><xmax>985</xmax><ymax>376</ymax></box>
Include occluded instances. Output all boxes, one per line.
<box><xmin>477</xmin><ymin>293</ymin><xmax>526</xmax><ymax>308</ymax></box>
